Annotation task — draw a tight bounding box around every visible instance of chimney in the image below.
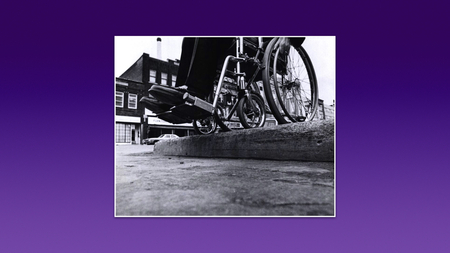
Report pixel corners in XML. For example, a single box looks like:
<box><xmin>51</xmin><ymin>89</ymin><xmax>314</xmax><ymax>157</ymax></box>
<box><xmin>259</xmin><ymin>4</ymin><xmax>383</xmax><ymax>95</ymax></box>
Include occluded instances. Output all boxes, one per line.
<box><xmin>156</xmin><ymin>37</ymin><xmax>162</xmax><ymax>60</ymax></box>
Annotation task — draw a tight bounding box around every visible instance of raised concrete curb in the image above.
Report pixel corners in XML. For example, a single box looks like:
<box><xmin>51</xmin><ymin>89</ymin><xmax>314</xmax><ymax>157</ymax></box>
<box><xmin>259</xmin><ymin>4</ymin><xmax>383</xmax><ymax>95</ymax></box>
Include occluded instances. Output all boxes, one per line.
<box><xmin>154</xmin><ymin>119</ymin><xmax>334</xmax><ymax>162</ymax></box>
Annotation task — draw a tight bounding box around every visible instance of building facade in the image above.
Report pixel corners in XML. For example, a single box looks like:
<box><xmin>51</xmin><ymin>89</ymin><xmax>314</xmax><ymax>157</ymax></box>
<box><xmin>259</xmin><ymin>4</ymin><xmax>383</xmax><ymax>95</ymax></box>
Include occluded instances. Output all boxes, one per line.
<box><xmin>115</xmin><ymin>53</ymin><xmax>195</xmax><ymax>145</ymax></box>
<box><xmin>313</xmin><ymin>99</ymin><xmax>335</xmax><ymax>121</ymax></box>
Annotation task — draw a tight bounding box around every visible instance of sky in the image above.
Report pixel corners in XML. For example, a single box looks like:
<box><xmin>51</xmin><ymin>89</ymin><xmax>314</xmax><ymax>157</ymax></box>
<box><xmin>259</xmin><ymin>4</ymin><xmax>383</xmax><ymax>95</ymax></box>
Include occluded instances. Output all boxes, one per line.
<box><xmin>114</xmin><ymin>36</ymin><xmax>335</xmax><ymax>105</ymax></box>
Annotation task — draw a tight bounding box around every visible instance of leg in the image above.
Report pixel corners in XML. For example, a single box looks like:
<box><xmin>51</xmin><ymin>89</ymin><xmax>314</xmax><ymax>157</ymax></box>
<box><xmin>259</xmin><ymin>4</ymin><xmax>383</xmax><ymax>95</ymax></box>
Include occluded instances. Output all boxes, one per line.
<box><xmin>176</xmin><ymin>38</ymin><xmax>234</xmax><ymax>98</ymax></box>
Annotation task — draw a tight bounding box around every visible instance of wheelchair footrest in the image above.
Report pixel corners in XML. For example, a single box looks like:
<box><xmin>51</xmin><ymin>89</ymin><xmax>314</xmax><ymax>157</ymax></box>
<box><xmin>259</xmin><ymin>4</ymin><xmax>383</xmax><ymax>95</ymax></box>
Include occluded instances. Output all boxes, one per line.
<box><xmin>183</xmin><ymin>93</ymin><xmax>215</xmax><ymax>115</ymax></box>
<box><xmin>171</xmin><ymin>103</ymin><xmax>213</xmax><ymax>120</ymax></box>
<box><xmin>152</xmin><ymin>94</ymin><xmax>215</xmax><ymax>124</ymax></box>
<box><xmin>155</xmin><ymin>111</ymin><xmax>191</xmax><ymax>124</ymax></box>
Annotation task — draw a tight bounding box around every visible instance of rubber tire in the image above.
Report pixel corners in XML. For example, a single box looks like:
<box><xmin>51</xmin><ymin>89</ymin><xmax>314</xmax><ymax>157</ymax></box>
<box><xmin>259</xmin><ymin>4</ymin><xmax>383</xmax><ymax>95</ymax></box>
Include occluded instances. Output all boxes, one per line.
<box><xmin>193</xmin><ymin>116</ymin><xmax>217</xmax><ymax>135</ymax></box>
<box><xmin>262</xmin><ymin>38</ymin><xmax>319</xmax><ymax>124</ymax></box>
<box><xmin>237</xmin><ymin>94</ymin><xmax>266</xmax><ymax>129</ymax></box>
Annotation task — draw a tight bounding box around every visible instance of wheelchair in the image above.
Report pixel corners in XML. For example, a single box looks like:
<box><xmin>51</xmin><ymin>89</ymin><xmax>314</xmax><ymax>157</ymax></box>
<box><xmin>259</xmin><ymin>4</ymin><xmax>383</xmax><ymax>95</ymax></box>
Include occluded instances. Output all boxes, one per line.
<box><xmin>140</xmin><ymin>37</ymin><xmax>319</xmax><ymax>134</ymax></box>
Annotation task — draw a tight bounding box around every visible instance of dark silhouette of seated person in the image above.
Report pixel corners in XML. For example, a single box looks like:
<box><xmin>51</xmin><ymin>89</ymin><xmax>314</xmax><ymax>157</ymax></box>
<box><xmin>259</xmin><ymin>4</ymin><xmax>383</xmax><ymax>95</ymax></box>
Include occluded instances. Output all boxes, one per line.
<box><xmin>147</xmin><ymin>38</ymin><xmax>236</xmax><ymax>106</ymax></box>
<box><xmin>140</xmin><ymin>37</ymin><xmax>303</xmax><ymax>122</ymax></box>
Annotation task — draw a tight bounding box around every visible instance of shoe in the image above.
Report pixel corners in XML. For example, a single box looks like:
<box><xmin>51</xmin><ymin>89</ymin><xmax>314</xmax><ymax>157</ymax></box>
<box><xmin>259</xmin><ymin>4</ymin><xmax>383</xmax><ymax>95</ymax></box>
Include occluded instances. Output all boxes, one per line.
<box><xmin>149</xmin><ymin>85</ymin><xmax>205</xmax><ymax>106</ymax></box>
<box><xmin>139</xmin><ymin>95</ymin><xmax>171</xmax><ymax>113</ymax></box>
<box><xmin>149</xmin><ymin>85</ymin><xmax>187</xmax><ymax>106</ymax></box>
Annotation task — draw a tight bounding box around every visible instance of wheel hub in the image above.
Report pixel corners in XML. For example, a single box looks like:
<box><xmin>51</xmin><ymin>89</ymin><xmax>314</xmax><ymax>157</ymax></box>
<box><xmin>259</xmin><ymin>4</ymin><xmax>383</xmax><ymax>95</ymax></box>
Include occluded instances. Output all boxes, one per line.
<box><xmin>282</xmin><ymin>78</ymin><xmax>300</xmax><ymax>90</ymax></box>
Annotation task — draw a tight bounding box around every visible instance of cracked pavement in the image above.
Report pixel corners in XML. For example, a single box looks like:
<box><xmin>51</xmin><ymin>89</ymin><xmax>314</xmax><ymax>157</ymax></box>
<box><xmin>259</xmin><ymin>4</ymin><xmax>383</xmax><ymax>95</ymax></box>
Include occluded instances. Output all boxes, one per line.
<box><xmin>115</xmin><ymin>145</ymin><xmax>334</xmax><ymax>217</ymax></box>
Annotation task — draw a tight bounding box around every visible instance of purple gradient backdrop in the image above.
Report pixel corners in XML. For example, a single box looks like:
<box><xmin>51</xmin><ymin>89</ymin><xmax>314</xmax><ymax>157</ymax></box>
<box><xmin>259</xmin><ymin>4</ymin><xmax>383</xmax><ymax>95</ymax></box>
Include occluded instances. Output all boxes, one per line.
<box><xmin>1</xmin><ymin>0</ymin><xmax>450</xmax><ymax>252</ymax></box>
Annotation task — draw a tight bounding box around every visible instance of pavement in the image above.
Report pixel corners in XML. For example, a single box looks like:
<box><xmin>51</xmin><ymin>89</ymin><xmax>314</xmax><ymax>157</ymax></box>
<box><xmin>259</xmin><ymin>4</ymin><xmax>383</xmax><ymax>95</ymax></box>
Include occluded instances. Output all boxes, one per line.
<box><xmin>115</xmin><ymin>120</ymin><xmax>335</xmax><ymax>217</ymax></box>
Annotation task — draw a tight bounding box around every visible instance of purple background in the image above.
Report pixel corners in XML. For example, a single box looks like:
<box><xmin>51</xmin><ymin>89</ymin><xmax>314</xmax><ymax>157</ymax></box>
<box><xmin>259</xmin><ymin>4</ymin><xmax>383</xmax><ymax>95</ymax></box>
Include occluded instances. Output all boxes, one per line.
<box><xmin>1</xmin><ymin>0</ymin><xmax>449</xmax><ymax>252</ymax></box>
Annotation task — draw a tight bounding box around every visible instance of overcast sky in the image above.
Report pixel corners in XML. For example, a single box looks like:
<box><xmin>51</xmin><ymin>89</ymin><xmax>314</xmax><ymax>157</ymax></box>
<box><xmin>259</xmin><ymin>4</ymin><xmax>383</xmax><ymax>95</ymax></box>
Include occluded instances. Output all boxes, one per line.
<box><xmin>115</xmin><ymin>36</ymin><xmax>335</xmax><ymax>105</ymax></box>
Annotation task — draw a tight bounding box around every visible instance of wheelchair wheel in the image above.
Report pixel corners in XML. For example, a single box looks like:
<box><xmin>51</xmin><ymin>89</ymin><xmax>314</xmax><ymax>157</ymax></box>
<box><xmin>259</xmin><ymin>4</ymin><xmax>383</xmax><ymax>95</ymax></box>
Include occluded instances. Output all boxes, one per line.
<box><xmin>262</xmin><ymin>38</ymin><xmax>319</xmax><ymax>124</ymax></box>
<box><xmin>237</xmin><ymin>94</ymin><xmax>266</xmax><ymax>129</ymax></box>
<box><xmin>193</xmin><ymin>116</ymin><xmax>217</xmax><ymax>135</ymax></box>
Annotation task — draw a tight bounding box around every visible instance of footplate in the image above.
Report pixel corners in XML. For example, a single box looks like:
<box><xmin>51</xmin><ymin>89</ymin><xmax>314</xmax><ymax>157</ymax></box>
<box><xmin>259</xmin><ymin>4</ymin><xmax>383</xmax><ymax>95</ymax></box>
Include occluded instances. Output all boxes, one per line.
<box><xmin>183</xmin><ymin>93</ymin><xmax>215</xmax><ymax>114</ymax></box>
<box><xmin>170</xmin><ymin>104</ymin><xmax>212</xmax><ymax>120</ymax></box>
<box><xmin>170</xmin><ymin>93</ymin><xmax>215</xmax><ymax>119</ymax></box>
<box><xmin>153</xmin><ymin>93</ymin><xmax>216</xmax><ymax>124</ymax></box>
<box><xmin>156</xmin><ymin>111</ymin><xmax>192</xmax><ymax>124</ymax></box>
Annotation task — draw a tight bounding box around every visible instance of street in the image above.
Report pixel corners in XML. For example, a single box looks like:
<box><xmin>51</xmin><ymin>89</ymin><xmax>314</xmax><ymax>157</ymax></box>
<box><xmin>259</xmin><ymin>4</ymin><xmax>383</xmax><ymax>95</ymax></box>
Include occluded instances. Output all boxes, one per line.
<box><xmin>115</xmin><ymin>144</ymin><xmax>334</xmax><ymax>217</ymax></box>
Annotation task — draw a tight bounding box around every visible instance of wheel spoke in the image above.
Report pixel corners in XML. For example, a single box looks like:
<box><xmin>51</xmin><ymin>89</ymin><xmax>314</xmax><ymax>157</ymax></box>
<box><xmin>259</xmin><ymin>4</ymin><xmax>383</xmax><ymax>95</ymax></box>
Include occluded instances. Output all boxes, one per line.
<box><xmin>262</xmin><ymin>38</ymin><xmax>317</xmax><ymax>124</ymax></box>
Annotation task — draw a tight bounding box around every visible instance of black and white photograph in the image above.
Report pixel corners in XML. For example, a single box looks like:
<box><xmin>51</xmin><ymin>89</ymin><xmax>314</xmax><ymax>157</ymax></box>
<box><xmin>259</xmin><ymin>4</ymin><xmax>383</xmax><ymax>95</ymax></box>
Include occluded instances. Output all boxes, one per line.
<box><xmin>114</xmin><ymin>36</ymin><xmax>335</xmax><ymax>217</ymax></box>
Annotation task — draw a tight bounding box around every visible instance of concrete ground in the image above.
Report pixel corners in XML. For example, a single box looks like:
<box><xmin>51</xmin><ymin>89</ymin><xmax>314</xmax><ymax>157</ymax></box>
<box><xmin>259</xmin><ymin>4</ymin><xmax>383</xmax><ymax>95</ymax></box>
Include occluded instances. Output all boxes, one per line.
<box><xmin>115</xmin><ymin>144</ymin><xmax>335</xmax><ymax>217</ymax></box>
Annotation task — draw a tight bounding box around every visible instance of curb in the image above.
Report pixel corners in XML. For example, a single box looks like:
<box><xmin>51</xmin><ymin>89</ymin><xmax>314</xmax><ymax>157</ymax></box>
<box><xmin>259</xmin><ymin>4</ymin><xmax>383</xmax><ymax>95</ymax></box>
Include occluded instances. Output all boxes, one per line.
<box><xmin>154</xmin><ymin>119</ymin><xmax>334</xmax><ymax>162</ymax></box>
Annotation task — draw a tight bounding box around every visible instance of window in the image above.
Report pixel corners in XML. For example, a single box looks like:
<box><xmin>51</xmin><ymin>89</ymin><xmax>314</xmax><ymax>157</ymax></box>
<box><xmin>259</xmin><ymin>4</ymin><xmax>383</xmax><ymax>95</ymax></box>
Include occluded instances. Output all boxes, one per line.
<box><xmin>115</xmin><ymin>123</ymin><xmax>131</xmax><ymax>143</ymax></box>
<box><xmin>171</xmin><ymin>75</ymin><xmax>177</xmax><ymax>86</ymax></box>
<box><xmin>149</xmin><ymin>70</ymin><xmax>156</xmax><ymax>83</ymax></box>
<box><xmin>161</xmin><ymin>72</ymin><xmax>167</xmax><ymax>85</ymax></box>
<box><xmin>116</xmin><ymin>91</ymin><xmax>124</xmax><ymax>107</ymax></box>
<box><xmin>128</xmin><ymin>94</ymin><xmax>137</xmax><ymax>109</ymax></box>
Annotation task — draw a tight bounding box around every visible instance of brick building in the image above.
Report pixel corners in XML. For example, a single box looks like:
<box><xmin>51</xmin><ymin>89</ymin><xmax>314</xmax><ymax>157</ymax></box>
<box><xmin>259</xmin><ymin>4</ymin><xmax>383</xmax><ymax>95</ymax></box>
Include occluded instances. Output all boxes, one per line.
<box><xmin>313</xmin><ymin>99</ymin><xmax>335</xmax><ymax>121</ymax></box>
<box><xmin>115</xmin><ymin>52</ymin><xmax>195</xmax><ymax>145</ymax></box>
